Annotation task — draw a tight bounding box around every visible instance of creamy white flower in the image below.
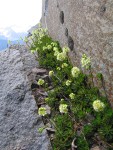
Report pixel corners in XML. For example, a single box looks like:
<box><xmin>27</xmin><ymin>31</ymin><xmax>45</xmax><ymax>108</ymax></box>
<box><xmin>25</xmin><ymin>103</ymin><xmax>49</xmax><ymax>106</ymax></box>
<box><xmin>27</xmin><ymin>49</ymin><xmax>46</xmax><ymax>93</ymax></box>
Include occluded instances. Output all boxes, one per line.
<box><xmin>31</xmin><ymin>50</ymin><xmax>35</xmax><ymax>54</ymax></box>
<box><xmin>53</xmin><ymin>47</ymin><xmax>59</xmax><ymax>51</ymax></box>
<box><xmin>93</xmin><ymin>100</ymin><xmax>105</xmax><ymax>112</ymax></box>
<box><xmin>59</xmin><ymin>104</ymin><xmax>68</xmax><ymax>113</ymax></box>
<box><xmin>69</xmin><ymin>93</ymin><xmax>75</xmax><ymax>99</ymax></box>
<box><xmin>51</xmin><ymin>42</ymin><xmax>58</xmax><ymax>47</ymax></box>
<box><xmin>71</xmin><ymin>67</ymin><xmax>80</xmax><ymax>77</ymax></box>
<box><xmin>38</xmin><ymin>107</ymin><xmax>47</xmax><ymax>116</ymax></box>
<box><xmin>61</xmin><ymin>63</ymin><xmax>68</xmax><ymax>68</ymax></box>
<box><xmin>61</xmin><ymin>99</ymin><xmax>64</xmax><ymax>101</ymax></box>
<box><xmin>43</xmin><ymin>46</ymin><xmax>47</xmax><ymax>51</ymax></box>
<box><xmin>36</xmin><ymin>47</ymin><xmax>39</xmax><ymax>51</ymax></box>
<box><xmin>62</xmin><ymin>46</ymin><xmax>70</xmax><ymax>53</ymax></box>
<box><xmin>81</xmin><ymin>54</ymin><xmax>91</xmax><ymax>69</ymax></box>
<box><xmin>54</xmin><ymin>50</ymin><xmax>59</xmax><ymax>56</ymax></box>
<box><xmin>65</xmin><ymin>80</ymin><xmax>72</xmax><ymax>86</ymax></box>
<box><xmin>57</xmin><ymin>67</ymin><xmax>61</xmax><ymax>70</ymax></box>
<box><xmin>57</xmin><ymin>52</ymin><xmax>67</xmax><ymax>61</ymax></box>
<box><xmin>45</xmin><ymin>98</ymin><xmax>49</xmax><ymax>102</ymax></box>
<box><xmin>49</xmin><ymin>70</ymin><xmax>54</xmax><ymax>77</ymax></box>
<box><xmin>37</xmin><ymin>79</ymin><xmax>45</xmax><ymax>85</ymax></box>
<box><xmin>47</xmin><ymin>45</ymin><xmax>52</xmax><ymax>50</ymax></box>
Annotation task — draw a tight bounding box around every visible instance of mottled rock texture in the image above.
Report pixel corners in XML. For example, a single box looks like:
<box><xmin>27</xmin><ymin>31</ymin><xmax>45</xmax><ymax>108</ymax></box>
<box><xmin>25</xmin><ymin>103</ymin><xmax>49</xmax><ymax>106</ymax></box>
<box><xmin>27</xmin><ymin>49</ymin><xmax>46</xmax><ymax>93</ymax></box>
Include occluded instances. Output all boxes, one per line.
<box><xmin>41</xmin><ymin>0</ymin><xmax>113</xmax><ymax>106</ymax></box>
<box><xmin>0</xmin><ymin>45</ymin><xmax>51</xmax><ymax>150</ymax></box>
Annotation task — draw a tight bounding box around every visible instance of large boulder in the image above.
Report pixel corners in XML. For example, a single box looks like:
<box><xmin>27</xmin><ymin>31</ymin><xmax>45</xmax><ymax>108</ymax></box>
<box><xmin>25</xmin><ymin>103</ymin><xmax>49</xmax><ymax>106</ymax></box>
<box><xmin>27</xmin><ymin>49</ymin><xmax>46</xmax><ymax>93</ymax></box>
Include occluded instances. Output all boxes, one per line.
<box><xmin>0</xmin><ymin>45</ymin><xmax>51</xmax><ymax>150</ymax></box>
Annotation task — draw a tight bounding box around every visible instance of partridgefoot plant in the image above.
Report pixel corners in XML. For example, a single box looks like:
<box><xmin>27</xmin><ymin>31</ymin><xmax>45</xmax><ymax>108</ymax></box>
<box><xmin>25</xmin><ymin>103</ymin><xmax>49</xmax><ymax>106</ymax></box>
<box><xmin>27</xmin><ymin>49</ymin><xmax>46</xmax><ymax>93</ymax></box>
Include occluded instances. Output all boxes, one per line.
<box><xmin>26</xmin><ymin>24</ymin><xmax>113</xmax><ymax>150</ymax></box>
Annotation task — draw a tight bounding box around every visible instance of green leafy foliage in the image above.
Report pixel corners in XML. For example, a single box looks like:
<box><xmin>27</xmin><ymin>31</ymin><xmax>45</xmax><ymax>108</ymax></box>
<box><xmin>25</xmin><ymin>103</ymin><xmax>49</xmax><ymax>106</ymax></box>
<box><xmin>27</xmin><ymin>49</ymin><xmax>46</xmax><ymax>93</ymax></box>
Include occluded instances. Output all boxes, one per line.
<box><xmin>76</xmin><ymin>135</ymin><xmax>90</xmax><ymax>150</ymax></box>
<box><xmin>53</xmin><ymin>114</ymin><xmax>75</xmax><ymax>150</ymax></box>
<box><xmin>28</xmin><ymin>25</ymin><xmax>113</xmax><ymax>150</ymax></box>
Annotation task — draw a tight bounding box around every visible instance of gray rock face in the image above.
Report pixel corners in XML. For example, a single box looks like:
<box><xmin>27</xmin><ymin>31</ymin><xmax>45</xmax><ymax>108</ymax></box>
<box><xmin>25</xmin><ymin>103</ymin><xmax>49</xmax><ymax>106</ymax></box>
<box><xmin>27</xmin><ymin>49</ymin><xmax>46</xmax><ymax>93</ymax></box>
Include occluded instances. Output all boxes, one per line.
<box><xmin>41</xmin><ymin>0</ymin><xmax>113</xmax><ymax>106</ymax></box>
<box><xmin>0</xmin><ymin>45</ymin><xmax>51</xmax><ymax>150</ymax></box>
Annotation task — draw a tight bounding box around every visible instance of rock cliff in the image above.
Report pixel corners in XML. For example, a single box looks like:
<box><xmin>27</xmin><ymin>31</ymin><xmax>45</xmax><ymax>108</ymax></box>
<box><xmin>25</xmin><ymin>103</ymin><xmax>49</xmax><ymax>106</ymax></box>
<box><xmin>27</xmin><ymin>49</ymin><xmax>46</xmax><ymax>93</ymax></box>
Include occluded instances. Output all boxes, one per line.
<box><xmin>41</xmin><ymin>0</ymin><xmax>113</xmax><ymax>106</ymax></box>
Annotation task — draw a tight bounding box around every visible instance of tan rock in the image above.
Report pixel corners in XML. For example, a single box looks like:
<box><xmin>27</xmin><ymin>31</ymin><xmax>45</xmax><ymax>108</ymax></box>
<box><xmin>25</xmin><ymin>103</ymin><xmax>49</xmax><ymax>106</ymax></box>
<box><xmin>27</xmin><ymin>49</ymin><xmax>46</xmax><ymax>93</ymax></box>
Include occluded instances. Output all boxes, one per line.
<box><xmin>91</xmin><ymin>146</ymin><xmax>100</xmax><ymax>150</ymax></box>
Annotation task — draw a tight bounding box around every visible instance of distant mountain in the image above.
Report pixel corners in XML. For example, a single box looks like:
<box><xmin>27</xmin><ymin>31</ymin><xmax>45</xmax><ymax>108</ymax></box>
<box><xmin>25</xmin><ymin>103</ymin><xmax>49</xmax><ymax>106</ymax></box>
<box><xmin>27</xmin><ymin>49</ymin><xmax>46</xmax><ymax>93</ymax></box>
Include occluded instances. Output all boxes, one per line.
<box><xmin>0</xmin><ymin>39</ymin><xmax>8</xmax><ymax>50</ymax></box>
<box><xmin>2</xmin><ymin>27</ymin><xmax>27</xmax><ymax>41</ymax></box>
<box><xmin>0</xmin><ymin>39</ymin><xmax>25</xmax><ymax>51</ymax></box>
<box><xmin>0</xmin><ymin>27</ymin><xmax>27</xmax><ymax>51</ymax></box>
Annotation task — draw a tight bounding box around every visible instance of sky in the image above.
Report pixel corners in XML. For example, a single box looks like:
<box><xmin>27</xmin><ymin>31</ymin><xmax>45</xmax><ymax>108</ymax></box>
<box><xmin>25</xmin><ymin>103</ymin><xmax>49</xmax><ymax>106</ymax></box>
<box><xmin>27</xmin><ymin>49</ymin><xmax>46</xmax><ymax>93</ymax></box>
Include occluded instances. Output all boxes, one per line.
<box><xmin>0</xmin><ymin>0</ymin><xmax>42</xmax><ymax>35</ymax></box>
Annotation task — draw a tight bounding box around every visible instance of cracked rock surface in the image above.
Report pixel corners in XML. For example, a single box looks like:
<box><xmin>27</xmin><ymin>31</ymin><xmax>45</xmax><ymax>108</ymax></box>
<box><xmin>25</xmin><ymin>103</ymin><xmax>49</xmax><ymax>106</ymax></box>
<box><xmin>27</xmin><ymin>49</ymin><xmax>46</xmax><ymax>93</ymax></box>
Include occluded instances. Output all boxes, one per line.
<box><xmin>0</xmin><ymin>45</ymin><xmax>52</xmax><ymax>150</ymax></box>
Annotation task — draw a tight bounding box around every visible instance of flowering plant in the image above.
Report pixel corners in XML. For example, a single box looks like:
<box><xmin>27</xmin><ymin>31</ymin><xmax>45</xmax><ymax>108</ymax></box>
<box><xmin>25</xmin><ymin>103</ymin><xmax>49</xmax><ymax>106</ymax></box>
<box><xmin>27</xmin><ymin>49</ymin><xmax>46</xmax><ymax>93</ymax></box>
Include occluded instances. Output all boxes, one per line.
<box><xmin>61</xmin><ymin>63</ymin><xmax>68</xmax><ymax>68</ymax></box>
<box><xmin>62</xmin><ymin>46</ymin><xmax>70</xmax><ymax>53</ymax></box>
<box><xmin>29</xmin><ymin>25</ymin><xmax>113</xmax><ymax>150</ymax></box>
<box><xmin>59</xmin><ymin>104</ymin><xmax>68</xmax><ymax>113</ymax></box>
<box><xmin>81</xmin><ymin>54</ymin><xmax>91</xmax><ymax>69</ymax></box>
<box><xmin>37</xmin><ymin>79</ymin><xmax>45</xmax><ymax>85</ymax></box>
<box><xmin>57</xmin><ymin>52</ymin><xmax>67</xmax><ymax>61</ymax></box>
<box><xmin>65</xmin><ymin>80</ymin><xmax>72</xmax><ymax>86</ymax></box>
<box><xmin>69</xmin><ymin>93</ymin><xmax>75</xmax><ymax>99</ymax></box>
<box><xmin>49</xmin><ymin>70</ymin><xmax>54</xmax><ymax>77</ymax></box>
<box><xmin>93</xmin><ymin>100</ymin><xmax>105</xmax><ymax>112</ymax></box>
<box><xmin>71</xmin><ymin>67</ymin><xmax>80</xmax><ymax>77</ymax></box>
<box><xmin>38</xmin><ymin>107</ymin><xmax>47</xmax><ymax>116</ymax></box>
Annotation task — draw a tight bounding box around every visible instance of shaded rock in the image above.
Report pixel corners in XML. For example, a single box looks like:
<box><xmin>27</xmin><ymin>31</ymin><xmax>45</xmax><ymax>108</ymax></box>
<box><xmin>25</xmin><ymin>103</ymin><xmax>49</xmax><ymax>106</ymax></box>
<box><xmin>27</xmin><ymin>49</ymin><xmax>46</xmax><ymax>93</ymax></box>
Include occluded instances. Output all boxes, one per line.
<box><xmin>100</xmin><ymin>5</ymin><xmax>106</xmax><ymax>16</ymax></box>
<box><xmin>60</xmin><ymin>11</ymin><xmax>64</xmax><ymax>24</ymax></box>
<box><xmin>65</xmin><ymin>28</ymin><xmax>68</xmax><ymax>37</ymax></box>
<box><xmin>0</xmin><ymin>46</ymin><xmax>51</xmax><ymax>150</ymax></box>
<box><xmin>68</xmin><ymin>36</ymin><xmax>74</xmax><ymax>51</ymax></box>
<box><xmin>42</xmin><ymin>75</ymin><xmax>51</xmax><ymax>83</ymax></box>
<box><xmin>32</xmin><ymin>67</ymin><xmax>47</xmax><ymax>75</ymax></box>
<box><xmin>90</xmin><ymin>146</ymin><xmax>100</xmax><ymax>150</ymax></box>
<box><xmin>46</xmin><ymin>128</ymin><xmax>55</xmax><ymax>133</ymax></box>
<box><xmin>31</xmin><ymin>82</ymin><xmax>39</xmax><ymax>89</ymax></box>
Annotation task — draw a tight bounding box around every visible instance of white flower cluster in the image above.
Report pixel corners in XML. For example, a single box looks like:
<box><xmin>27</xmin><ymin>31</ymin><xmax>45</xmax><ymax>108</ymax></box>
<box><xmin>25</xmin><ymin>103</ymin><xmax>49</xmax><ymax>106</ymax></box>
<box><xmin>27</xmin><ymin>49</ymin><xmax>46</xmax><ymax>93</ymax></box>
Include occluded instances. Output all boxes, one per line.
<box><xmin>59</xmin><ymin>104</ymin><xmax>68</xmax><ymax>113</ymax></box>
<box><xmin>65</xmin><ymin>80</ymin><xmax>72</xmax><ymax>86</ymax></box>
<box><xmin>37</xmin><ymin>79</ymin><xmax>45</xmax><ymax>85</ymax></box>
<box><xmin>54</xmin><ymin>50</ymin><xmax>59</xmax><ymax>56</ymax></box>
<box><xmin>38</xmin><ymin>107</ymin><xmax>47</xmax><ymax>116</ymax></box>
<box><xmin>81</xmin><ymin>54</ymin><xmax>91</xmax><ymax>69</ymax></box>
<box><xmin>53</xmin><ymin>47</ymin><xmax>59</xmax><ymax>56</ymax></box>
<box><xmin>93</xmin><ymin>100</ymin><xmax>105</xmax><ymax>112</ymax></box>
<box><xmin>31</xmin><ymin>50</ymin><xmax>35</xmax><ymax>54</ymax></box>
<box><xmin>49</xmin><ymin>70</ymin><xmax>54</xmax><ymax>77</ymax></box>
<box><xmin>57</xmin><ymin>52</ymin><xmax>67</xmax><ymax>61</ymax></box>
<box><xmin>62</xmin><ymin>47</ymin><xmax>70</xmax><ymax>54</ymax></box>
<box><xmin>31</xmin><ymin>23</ymin><xmax>47</xmax><ymax>41</ymax></box>
<box><xmin>62</xmin><ymin>63</ymin><xmax>68</xmax><ymax>68</ymax></box>
<box><xmin>69</xmin><ymin>93</ymin><xmax>75</xmax><ymax>99</ymax></box>
<box><xmin>57</xmin><ymin>67</ymin><xmax>61</xmax><ymax>70</ymax></box>
<box><xmin>53</xmin><ymin>46</ymin><xmax>70</xmax><ymax>61</ymax></box>
<box><xmin>47</xmin><ymin>45</ymin><xmax>52</xmax><ymax>50</ymax></box>
<box><xmin>51</xmin><ymin>42</ymin><xmax>58</xmax><ymax>47</ymax></box>
<box><xmin>43</xmin><ymin>46</ymin><xmax>47</xmax><ymax>51</ymax></box>
<box><xmin>53</xmin><ymin>47</ymin><xmax>59</xmax><ymax>51</ymax></box>
<box><xmin>71</xmin><ymin>67</ymin><xmax>80</xmax><ymax>78</ymax></box>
